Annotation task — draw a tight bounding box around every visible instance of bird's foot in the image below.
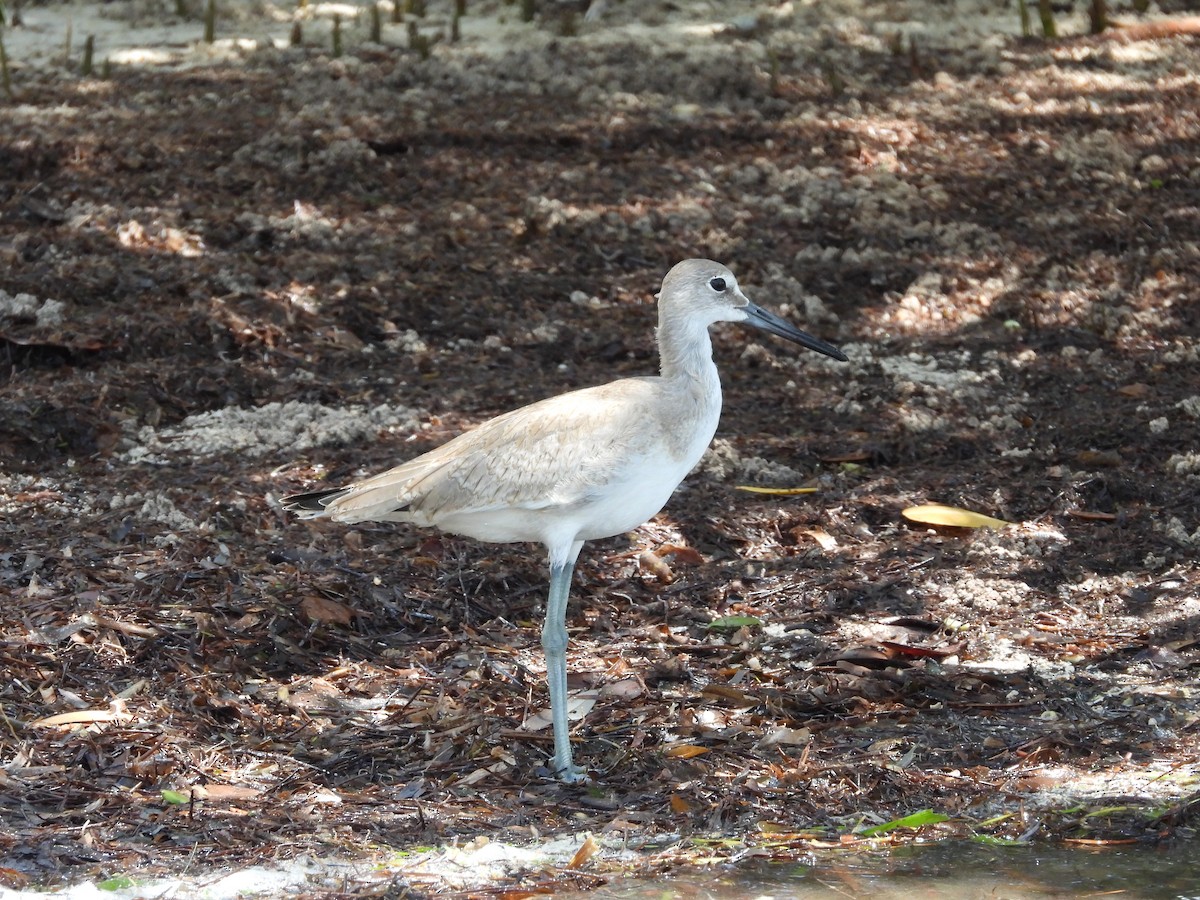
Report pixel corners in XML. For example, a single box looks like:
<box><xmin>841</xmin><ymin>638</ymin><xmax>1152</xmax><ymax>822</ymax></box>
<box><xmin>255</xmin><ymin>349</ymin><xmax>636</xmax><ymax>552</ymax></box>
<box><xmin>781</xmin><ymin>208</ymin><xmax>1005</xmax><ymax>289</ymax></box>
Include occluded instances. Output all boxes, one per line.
<box><xmin>552</xmin><ymin>759</ymin><xmax>589</xmax><ymax>784</ymax></box>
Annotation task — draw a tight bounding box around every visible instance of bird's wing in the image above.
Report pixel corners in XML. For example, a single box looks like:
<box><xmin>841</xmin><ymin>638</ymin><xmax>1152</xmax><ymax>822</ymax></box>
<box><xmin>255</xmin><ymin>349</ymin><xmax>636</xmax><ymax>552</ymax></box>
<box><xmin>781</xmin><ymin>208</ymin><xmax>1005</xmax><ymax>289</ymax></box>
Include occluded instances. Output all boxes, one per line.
<box><xmin>318</xmin><ymin>378</ymin><xmax>664</xmax><ymax>524</ymax></box>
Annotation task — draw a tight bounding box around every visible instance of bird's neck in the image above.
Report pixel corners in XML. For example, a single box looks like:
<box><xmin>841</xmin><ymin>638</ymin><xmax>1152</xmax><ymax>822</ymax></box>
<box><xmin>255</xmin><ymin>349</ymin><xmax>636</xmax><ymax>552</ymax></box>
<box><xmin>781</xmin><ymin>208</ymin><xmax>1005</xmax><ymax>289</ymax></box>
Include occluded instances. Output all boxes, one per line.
<box><xmin>657</xmin><ymin>313</ymin><xmax>721</xmax><ymax>400</ymax></box>
<box><xmin>656</xmin><ymin>311</ymin><xmax>724</xmax><ymax>465</ymax></box>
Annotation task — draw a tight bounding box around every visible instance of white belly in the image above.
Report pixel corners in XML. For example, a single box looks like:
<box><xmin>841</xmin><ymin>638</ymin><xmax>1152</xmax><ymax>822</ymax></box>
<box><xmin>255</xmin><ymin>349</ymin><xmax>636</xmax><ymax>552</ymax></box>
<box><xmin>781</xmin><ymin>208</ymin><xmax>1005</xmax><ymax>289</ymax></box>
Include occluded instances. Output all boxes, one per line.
<box><xmin>572</xmin><ymin>458</ymin><xmax>687</xmax><ymax>540</ymax></box>
<box><xmin>435</xmin><ymin>446</ymin><xmax>703</xmax><ymax>547</ymax></box>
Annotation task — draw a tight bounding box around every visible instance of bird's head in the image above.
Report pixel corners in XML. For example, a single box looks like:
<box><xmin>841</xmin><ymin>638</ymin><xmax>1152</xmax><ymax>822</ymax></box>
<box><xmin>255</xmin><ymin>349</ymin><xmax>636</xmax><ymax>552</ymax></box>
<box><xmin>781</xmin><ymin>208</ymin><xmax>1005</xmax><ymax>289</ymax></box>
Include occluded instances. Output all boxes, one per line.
<box><xmin>658</xmin><ymin>258</ymin><xmax>848</xmax><ymax>361</ymax></box>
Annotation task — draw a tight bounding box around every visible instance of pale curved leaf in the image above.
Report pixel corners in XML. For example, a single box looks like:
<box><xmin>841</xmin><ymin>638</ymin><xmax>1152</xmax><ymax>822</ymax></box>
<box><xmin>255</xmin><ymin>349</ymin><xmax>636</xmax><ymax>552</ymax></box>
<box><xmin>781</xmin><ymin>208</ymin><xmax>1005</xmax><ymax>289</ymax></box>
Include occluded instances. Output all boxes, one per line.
<box><xmin>903</xmin><ymin>503</ymin><xmax>1010</xmax><ymax>530</ymax></box>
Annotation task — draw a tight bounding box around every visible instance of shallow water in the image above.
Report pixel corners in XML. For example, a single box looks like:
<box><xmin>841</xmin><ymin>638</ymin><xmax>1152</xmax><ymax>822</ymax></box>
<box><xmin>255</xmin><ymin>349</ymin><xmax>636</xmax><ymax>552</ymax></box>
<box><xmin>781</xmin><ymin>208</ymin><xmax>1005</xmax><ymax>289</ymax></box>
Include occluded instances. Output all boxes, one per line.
<box><xmin>565</xmin><ymin>841</ymin><xmax>1200</xmax><ymax>899</ymax></box>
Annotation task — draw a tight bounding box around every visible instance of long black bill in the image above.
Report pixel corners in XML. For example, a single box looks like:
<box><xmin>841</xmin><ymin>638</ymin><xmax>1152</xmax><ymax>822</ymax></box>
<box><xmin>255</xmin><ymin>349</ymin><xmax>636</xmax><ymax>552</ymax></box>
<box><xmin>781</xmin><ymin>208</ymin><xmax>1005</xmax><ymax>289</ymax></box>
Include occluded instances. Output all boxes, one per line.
<box><xmin>743</xmin><ymin>302</ymin><xmax>848</xmax><ymax>362</ymax></box>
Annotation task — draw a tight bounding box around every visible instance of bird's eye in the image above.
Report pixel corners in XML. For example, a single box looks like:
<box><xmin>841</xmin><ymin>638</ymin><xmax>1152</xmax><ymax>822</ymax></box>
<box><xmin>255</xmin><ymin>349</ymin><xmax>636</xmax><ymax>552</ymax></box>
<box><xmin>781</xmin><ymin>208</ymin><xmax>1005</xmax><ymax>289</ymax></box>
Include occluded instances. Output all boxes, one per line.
<box><xmin>709</xmin><ymin>277</ymin><xmax>727</xmax><ymax>292</ymax></box>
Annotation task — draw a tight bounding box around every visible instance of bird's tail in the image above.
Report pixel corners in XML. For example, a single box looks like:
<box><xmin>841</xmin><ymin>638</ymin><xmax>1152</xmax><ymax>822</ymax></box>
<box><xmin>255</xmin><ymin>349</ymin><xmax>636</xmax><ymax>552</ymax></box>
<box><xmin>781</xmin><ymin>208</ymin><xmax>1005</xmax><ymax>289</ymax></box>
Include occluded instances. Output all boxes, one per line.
<box><xmin>280</xmin><ymin>488</ymin><xmax>349</xmax><ymax>519</ymax></box>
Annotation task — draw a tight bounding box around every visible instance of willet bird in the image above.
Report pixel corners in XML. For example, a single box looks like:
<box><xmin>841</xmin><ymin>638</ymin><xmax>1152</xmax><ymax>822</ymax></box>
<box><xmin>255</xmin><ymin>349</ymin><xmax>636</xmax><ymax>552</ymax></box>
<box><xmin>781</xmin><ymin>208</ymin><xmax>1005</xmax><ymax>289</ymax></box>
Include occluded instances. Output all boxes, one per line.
<box><xmin>282</xmin><ymin>259</ymin><xmax>847</xmax><ymax>782</ymax></box>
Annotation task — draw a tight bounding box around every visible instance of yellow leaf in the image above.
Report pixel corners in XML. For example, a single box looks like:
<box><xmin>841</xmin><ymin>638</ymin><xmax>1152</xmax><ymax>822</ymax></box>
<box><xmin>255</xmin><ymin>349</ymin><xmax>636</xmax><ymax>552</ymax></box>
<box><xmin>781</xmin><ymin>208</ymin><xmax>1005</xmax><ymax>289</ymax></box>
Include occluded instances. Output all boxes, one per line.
<box><xmin>664</xmin><ymin>744</ymin><xmax>709</xmax><ymax>759</ymax></box>
<box><xmin>735</xmin><ymin>485</ymin><xmax>818</xmax><ymax>495</ymax></box>
<box><xmin>902</xmin><ymin>504</ymin><xmax>1010</xmax><ymax>530</ymax></box>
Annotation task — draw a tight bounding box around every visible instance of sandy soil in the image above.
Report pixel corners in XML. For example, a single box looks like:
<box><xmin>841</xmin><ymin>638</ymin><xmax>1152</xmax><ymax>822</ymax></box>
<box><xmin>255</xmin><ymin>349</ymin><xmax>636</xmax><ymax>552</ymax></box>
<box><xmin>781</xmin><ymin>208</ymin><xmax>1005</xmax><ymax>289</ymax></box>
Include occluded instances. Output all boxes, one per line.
<box><xmin>1</xmin><ymin>0</ymin><xmax>1199</xmax><ymax>895</ymax></box>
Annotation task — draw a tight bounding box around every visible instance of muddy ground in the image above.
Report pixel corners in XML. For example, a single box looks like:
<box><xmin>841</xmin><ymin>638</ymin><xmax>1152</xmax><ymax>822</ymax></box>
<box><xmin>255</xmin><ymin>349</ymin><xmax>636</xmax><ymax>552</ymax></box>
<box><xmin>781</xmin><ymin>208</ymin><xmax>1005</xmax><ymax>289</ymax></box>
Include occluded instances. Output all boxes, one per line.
<box><xmin>1</xmin><ymin>0</ymin><xmax>1199</xmax><ymax>894</ymax></box>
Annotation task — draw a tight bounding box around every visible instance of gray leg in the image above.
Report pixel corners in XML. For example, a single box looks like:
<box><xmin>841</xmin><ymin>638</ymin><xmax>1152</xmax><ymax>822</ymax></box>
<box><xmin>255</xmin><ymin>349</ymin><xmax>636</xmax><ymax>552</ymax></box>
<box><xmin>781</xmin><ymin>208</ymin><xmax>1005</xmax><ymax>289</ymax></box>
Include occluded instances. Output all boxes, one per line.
<box><xmin>542</xmin><ymin>541</ymin><xmax>586</xmax><ymax>782</ymax></box>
